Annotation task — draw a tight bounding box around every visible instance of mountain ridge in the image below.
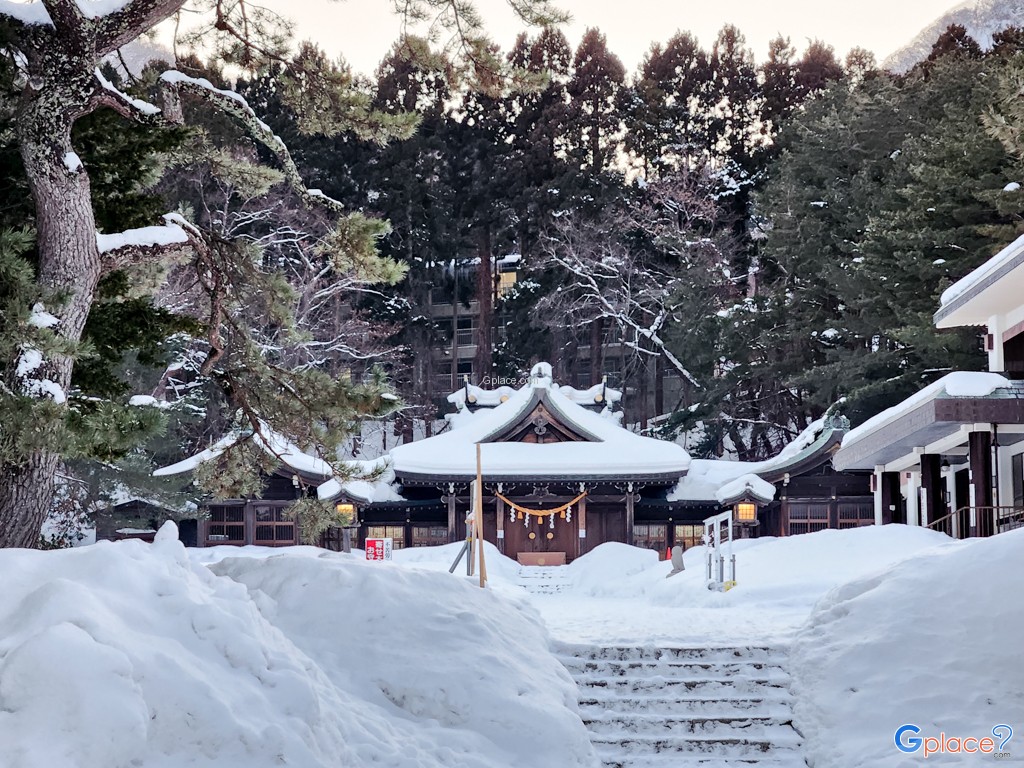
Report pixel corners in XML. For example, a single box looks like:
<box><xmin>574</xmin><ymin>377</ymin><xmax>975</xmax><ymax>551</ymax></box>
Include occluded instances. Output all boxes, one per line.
<box><xmin>883</xmin><ymin>0</ymin><xmax>1024</xmax><ymax>73</ymax></box>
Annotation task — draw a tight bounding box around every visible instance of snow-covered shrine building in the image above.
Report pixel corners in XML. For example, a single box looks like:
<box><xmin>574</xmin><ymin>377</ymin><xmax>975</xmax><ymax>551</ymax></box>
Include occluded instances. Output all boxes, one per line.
<box><xmin>317</xmin><ymin>362</ymin><xmax>872</xmax><ymax>562</ymax></box>
<box><xmin>148</xmin><ymin>363</ymin><xmax>873</xmax><ymax>558</ymax></box>
<box><xmin>834</xmin><ymin>234</ymin><xmax>1024</xmax><ymax>536</ymax></box>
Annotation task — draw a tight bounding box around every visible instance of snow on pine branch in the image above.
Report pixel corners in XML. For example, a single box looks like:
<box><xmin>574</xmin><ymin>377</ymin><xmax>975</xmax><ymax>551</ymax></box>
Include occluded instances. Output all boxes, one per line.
<box><xmin>87</xmin><ymin>66</ymin><xmax>347</xmax><ymax>219</ymax></box>
<box><xmin>96</xmin><ymin>216</ymin><xmax>189</xmax><ymax>254</ymax></box>
<box><xmin>157</xmin><ymin>71</ymin><xmax>346</xmax><ymax>214</ymax></box>
<box><xmin>95</xmin><ymin>67</ymin><xmax>160</xmax><ymax>115</ymax></box>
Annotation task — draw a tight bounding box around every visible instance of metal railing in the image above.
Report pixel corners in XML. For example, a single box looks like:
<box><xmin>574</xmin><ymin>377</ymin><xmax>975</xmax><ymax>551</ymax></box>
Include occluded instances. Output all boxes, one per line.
<box><xmin>703</xmin><ymin>510</ymin><xmax>737</xmax><ymax>591</ymax></box>
<box><xmin>925</xmin><ymin>506</ymin><xmax>1024</xmax><ymax>539</ymax></box>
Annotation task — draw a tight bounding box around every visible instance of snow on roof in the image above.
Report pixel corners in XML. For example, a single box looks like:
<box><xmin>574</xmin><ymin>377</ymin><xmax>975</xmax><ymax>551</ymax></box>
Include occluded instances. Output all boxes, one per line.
<box><xmin>316</xmin><ymin>457</ymin><xmax>404</xmax><ymax>504</ymax></box>
<box><xmin>392</xmin><ymin>364</ymin><xmax>689</xmax><ymax>480</ymax></box>
<box><xmin>715</xmin><ymin>474</ymin><xmax>777</xmax><ymax>505</ymax></box>
<box><xmin>447</xmin><ymin>370</ymin><xmax>621</xmax><ymax>411</ymax></box>
<box><xmin>840</xmin><ymin>371</ymin><xmax>1013</xmax><ymax>450</ymax></box>
<box><xmin>153</xmin><ymin>427</ymin><xmax>334</xmax><ymax>479</ymax></box>
<box><xmin>668</xmin><ymin>417</ymin><xmax>830</xmax><ymax>503</ymax></box>
<box><xmin>936</xmin><ymin>233</ymin><xmax>1024</xmax><ymax>326</ymax></box>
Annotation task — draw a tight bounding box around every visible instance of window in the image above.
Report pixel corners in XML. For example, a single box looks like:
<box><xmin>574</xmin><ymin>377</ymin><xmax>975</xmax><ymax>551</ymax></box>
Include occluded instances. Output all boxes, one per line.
<box><xmin>456</xmin><ymin>316</ymin><xmax>475</xmax><ymax>347</ymax></box>
<box><xmin>837</xmin><ymin>501</ymin><xmax>874</xmax><ymax>529</ymax></box>
<box><xmin>633</xmin><ymin>524</ymin><xmax>668</xmax><ymax>557</ymax></box>
<box><xmin>576</xmin><ymin>370</ymin><xmax>592</xmax><ymax>389</ymax></box>
<box><xmin>254</xmin><ymin>506</ymin><xmax>296</xmax><ymax>546</ymax></box>
<box><xmin>674</xmin><ymin>524</ymin><xmax>703</xmax><ymax>550</ymax></box>
<box><xmin>498</xmin><ymin>270</ymin><xmax>518</xmax><ymax>297</ymax></box>
<box><xmin>735</xmin><ymin>502</ymin><xmax>757</xmax><ymax>522</ymax></box>
<box><xmin>207</xmin><ymin>505</ymin><xmax>244</xmax><ymax>543</ymax></box>
<box><xmin>788</xmin><ymin>501</ymin><xmax>830</xmax><ymax>535</ymax></box>
<box><xmin>367</xmin><ymin>525</ymin><xmax>406</xmax><ymax>549</ymax></box>
<box><xmin>412</xmin><ymin>526</ymin><xmax>448</xmax><ymax>547</ymax></box>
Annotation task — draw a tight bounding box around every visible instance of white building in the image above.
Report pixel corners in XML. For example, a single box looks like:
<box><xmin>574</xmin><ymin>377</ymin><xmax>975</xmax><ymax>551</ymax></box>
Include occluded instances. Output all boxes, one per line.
<box><xmin>834</xmin><ymin>235</ymin><xmax>1024</xmax><ymax>537</ymax></box>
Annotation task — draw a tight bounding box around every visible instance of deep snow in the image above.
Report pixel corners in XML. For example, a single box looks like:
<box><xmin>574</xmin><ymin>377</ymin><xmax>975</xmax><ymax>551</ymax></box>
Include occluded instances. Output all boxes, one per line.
<box><xmin>1</xmin><ymin>523</ymin><xmax>1019</xmax><ymax>768</ymax></box>
<box><xmin>0</xmin><ymin>528</ymin><xmax>594</xmax><ymax>768</ymax></box>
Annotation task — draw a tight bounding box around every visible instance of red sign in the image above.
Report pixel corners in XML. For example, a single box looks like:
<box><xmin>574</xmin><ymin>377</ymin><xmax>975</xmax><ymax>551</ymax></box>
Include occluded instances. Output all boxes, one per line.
<box><xmin>365</xmin><ymin>537</ymin><xmax>393</xmax><ymax>561</ymax></box>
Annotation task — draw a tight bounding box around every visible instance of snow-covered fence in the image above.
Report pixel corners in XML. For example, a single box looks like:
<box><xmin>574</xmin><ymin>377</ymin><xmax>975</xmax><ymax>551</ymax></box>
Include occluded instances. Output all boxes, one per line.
<box><xmin>703</xmin><ymin>510</ymin><xmax>736</xmax><ymax>591</ymax></box>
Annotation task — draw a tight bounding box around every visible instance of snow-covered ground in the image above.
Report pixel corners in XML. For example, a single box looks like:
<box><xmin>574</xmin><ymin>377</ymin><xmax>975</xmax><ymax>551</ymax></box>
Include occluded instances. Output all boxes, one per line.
<box><xmin>0</xmin><ymin>526</ymin><xmax>593</xmax><ymax>768</ymax></box>
<box><xmin>1</xmin><ymin>524</ymin><xmax>1020</xmax><ymax>768</ymax></box>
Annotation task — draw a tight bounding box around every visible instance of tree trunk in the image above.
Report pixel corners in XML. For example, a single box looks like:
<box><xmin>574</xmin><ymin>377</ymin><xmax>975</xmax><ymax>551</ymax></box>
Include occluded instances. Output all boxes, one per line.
<box><xmin>589</xmin><ymin>317</ymin><xmax>604</xmax><ymax>386</ymax></box>
<box><xmin>474</xmin><ymin>226</ymin><xmax>493</xmax><ymax>382</ymax></box>
<box><xmin>0</xmin><ymin>78</ymin><xmax>103</xmax><ymax>548</ymax></box>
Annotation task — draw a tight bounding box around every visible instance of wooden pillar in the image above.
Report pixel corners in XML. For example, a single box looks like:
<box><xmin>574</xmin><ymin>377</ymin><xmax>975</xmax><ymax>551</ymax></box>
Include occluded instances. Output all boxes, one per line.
<box><xmin>625</xmin><ymin>490</ymin><xmax>635</xmax><ymax>546</ymax></box>
<box><xmin>881</xmin><ymin>472</ymin><xmax>902</xmax><ymax>525</ymax></box>
<box><xmin>577</xmin><ymin>494</ymin><xmax>587</xmax><ymax>558</ymax></box>
<box><xmin>919</xmin><ymin>454</ymin><xmax>943</xmax><ymax>529</ymax></box>
<box><xmin>446</xmin><ymin>490</ymin><xmax>457</xmax><ymax>543</ymax></box>
<box><xmin>496</xmin><ymin>496</ymin><xmax>505</xmax><ymax>555</ymax></box>
<box><xmin>244</xmin><ymin>502</ymin><xmax>255</xmax><ymax>545</ymax></box>
<box><xmin>969</xmin><ymin>431</ymin><xmax>994</xmax><ymax>536</ymax></box>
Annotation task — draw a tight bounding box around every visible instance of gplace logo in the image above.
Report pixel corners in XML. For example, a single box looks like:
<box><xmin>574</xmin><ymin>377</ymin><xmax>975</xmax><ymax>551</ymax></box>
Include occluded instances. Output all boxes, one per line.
<box><xmin>895</xmin><ymin>724</ymin><xmax>1013</xmax><ymax>759</ymax></box>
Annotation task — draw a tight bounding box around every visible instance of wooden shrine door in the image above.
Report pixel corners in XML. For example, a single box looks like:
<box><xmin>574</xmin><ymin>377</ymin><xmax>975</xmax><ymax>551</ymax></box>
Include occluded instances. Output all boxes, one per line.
<box><xmin>505</xmin><ymin>510</ymin><xmax>578</xmax><ymax>565</ymax></box>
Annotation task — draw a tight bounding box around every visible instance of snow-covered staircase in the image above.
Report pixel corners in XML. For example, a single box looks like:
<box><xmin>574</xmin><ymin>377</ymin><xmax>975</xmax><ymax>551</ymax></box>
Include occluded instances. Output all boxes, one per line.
<box><xmin>516</xmin><ymin>565</ymin><xmax>572</xmax><ymax>595</ymax></box>
<box><xmin>557</xmin><ymin>645</ymin><xmax>807</xmax><ymax>768</ymax></box>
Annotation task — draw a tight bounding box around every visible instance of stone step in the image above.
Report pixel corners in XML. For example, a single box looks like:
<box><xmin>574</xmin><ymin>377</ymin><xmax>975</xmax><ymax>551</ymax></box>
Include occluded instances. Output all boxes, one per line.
<box><xmin>584</xmin><ymin>714</ymin><xmax>798</xmax><ymax>740</ymax></box>
<box><xmin>599</xmin><ymin>755</ymin><xmax>808</xmax><ymax>768</ymax></box>
<box><xmin>579</xmin><ymin>696</ymin><xmax>794</xmax><ymax>718</ymax></box>
<box><xmin>573</xmin><ymin>676</ymin><xmax>792</xmax><ymax>698</ymax></box>
<box><xmin>561</xmin><ymin>659</ymin><xmax>789</xmax><ymax>678</ymax></box>
<box><xmin>592</xmin><ymin>734</ymin><xmax>804</xmax><ymax>759</ymax></box>
<box><xmin>555</xmin><ymin>645</ymin><xmax>788</xmax><ymax>664</ymax></box>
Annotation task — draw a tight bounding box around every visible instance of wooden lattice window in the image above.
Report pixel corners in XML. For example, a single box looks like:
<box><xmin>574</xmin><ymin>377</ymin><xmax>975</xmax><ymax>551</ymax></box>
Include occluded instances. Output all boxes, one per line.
<box><xmin>788</xmin><ymin>502</ymin><xmax>830</xmax><ymax>535</ymax></box>
<box><xmin>367</xmin><ymin>525</ymin><xmax>406</xmax><ymax>550</ymax></box>
<box><xmin>207</xmin><ymin>505</ymin><xmax>244</xmax><ymax>544</ymax></box>
<box><xmin>411</xmin><ymin>526</ymin><xmax>448</xmax><ymax>547</ymax></box>
<box><xmin>254</xmin><ymin>506</ymin><xmax>296</xmax><ymax>546</ymax></box>
<box><xmin>633</xmin><ymin>523</ymin><xmax>668</xmax><ymax>556</ymax></box>
<box><xmin>837</xmin><ymin>500</ymin><xmax>874</xmax><ymax>529</ymax></box>
<box><xmin>673</xmin><ymin>524</ymin><xmax>703</xmax><ymax>550</ymax></box>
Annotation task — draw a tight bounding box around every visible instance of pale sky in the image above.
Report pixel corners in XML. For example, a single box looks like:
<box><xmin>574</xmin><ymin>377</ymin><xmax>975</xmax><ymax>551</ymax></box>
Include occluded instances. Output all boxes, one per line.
<box><xmin>279</xmin><ymin>0</ymin><xmax>958</xmax><ymax>76</ymax></box>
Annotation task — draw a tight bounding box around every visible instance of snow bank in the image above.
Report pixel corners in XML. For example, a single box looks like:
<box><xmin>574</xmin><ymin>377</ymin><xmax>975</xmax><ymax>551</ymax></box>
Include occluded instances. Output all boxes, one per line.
<box><xmin>517</xmin><ymin>527</ymin><xmax>954</xmax><ymax>645</ymax></box>
<box><xmin>214</xmin><ymin>553</ymin><xmax>593</xmax><ymax>768</ymax></box>
<box><xmin>0</xmin><ymin>537</ymin><xmax>594</xmax><ymax>768</ymax></box>
<box><xmin>791</xmin><ymin>528</ymin><xmax>1024</xmax><ymax>768</ymax></box>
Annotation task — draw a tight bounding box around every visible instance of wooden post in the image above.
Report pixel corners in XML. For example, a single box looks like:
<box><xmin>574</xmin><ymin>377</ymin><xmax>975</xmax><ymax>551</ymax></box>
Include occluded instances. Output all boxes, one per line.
<box><xmin>920</xmin><ymin>454</ymin><xmax>943</xmax><ymax>529</ymax></box>
<box><xmin>969</xmin><ymin>431</ymin><xmax>994</xmax><ymax>536</ymax></box>
<box><xmin>625</xmin><ymin>490</ymin><xmax>635</xmax><ymax>546</ymax></box>
<box><xmin>476</xmin><ymin>443</ymin><xmax>487</xmax><ymax>588</ymax></box>
<box><xmin>496</xmin><ymin>496</ymin><xmax>505</xmax><ymax>555</ymax></box>
<box><xmin>577</xmin><ymin>492</ymin><xmax>587</xmax><ymax>559</ymax></box>
<box><xmin>447</xmin><ymin>489</ymin><xmax>457</xmax><ymax>543</ymax></box>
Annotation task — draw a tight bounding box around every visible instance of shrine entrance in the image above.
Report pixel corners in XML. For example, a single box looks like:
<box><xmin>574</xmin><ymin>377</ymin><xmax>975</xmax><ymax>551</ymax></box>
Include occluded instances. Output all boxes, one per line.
<box><xmin>503</xmin><ymin>502</ymin><xmax>579</xmax><ymax>565</ymax></box>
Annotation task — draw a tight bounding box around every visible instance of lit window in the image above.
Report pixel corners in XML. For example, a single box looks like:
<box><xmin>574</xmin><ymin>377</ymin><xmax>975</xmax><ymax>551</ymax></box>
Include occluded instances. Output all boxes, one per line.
<box><xmin>335</xmin><ymin>503</ymin><xmax>356</xmax><ymax>525</ymax></box>
<box><xmin>498</xmin><ymin>271</ymin><xmax>518</xmax><ymax>297</ymax></box>
<box><xmin>736</xmin><ymin>503</ymin><xmax>757</xmax><ymax>522</ymax></box>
